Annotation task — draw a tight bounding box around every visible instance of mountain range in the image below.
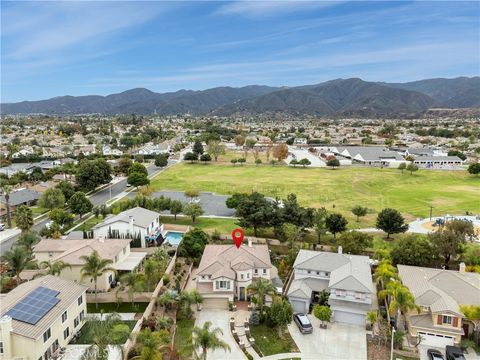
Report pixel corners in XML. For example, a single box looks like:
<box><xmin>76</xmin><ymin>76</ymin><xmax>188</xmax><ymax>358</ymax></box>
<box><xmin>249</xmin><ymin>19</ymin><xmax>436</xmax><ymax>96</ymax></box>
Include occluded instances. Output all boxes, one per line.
<box><xmin>2</xmin><ymin>77</ymin><xmax>479</xmax><ymax>116</ymax></box>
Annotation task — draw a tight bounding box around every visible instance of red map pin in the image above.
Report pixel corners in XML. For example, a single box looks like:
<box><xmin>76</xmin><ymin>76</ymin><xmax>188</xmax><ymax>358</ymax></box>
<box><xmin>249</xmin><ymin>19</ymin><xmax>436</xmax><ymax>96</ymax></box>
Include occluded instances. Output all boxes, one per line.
<box><xmin>231</xmin><ymin>228</ymin><xmax>245</xmax><ymax>248</ymax></box>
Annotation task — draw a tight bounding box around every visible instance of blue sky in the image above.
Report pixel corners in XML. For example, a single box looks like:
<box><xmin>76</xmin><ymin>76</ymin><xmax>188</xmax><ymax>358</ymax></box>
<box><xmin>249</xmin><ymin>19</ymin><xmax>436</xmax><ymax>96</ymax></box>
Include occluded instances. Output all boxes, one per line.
<box><xmin>1</xmin><ymin>1</ymin><xmax>479</xmax><ymax>102</ymax></box>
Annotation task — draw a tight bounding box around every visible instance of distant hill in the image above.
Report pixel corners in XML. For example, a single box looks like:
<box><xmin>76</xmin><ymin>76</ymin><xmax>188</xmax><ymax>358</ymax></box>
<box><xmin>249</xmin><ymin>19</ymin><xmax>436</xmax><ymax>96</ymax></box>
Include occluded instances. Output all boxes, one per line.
<box><xmin>2</xmin><ymin>76</ymin><xmax>478</xmax><ymax>116</ymax></box>
<box><xmin>385</xmin><ymin>77</ymin><xmax>480</xmax><ymax>108</ymax></box>
<box><xmin>214</xmin><ymin>78</ymin><xmax>436</xmax><ymax>116</ymax></box>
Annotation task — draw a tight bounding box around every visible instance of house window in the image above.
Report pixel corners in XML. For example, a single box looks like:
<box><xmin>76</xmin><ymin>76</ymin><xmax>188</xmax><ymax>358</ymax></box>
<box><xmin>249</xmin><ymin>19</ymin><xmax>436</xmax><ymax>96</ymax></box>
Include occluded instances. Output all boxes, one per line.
<box><xmin>241</xmin><ymin>274</ymin><xmax>244</xmax><ymax>280</ymax></box>
<box><xmin>263</xmin><ymin>269</ymin><xmax>267</xmax><ymax>275</ymax></box>
<box><xmin>43</xmin><ymin>328</ymin><xmax>51</xmax><ymax>343</ymax></box>
<box><xmin>78</xmin><ymin>295</ymin><xmax>83</xmax><ymax>306</ymax></box>
<box><xmin>80</xmin><ymin>310</ymin><xmax>85</xmax><ymax>321</ymax></box>
<box><xmin>355</xmin><ymin>293</ymin><xmax>365</xmax><ymax>300</ymax></box>
<box><xmin>74</xmin><ymin>317</ymin><xmax>79</xmax><ymax>328</ymax></box>
<box><xmin>254</xmin><ymin>269</ymin><xmax>258</xmax><ymax>275</ymax></box>
<box><xmin>316</xmin><ymin>271</ymin><xmax>320</xmax><ymax>275</ymax></box>
<box><xmin>109</xmin><ymin>274</ymin><xmax>113</xmax><ymax>283</ymax></box>
<box><xmin>443</xmin><ymin>315</ymin><xmax>452</xmax><ymax>325</ymax></box>
<box><xmin>62</xmin><ymin>311</ymin><xmax>68</xmax><ymax>323</ymax></box>
<box><xmin>0</xmin><ymin>341</ymin><xmax>3</xmax><ymax>354</ymax></box>
<box><xmin>216</xmin><ymin>281</ymin><xmax>230</xmax><ymax>290</ymax></box>
<box><xmin>247</xmin><ymin>273</ymin><xmax>250</xmax><ymax>279</ymax></box>
<box><xmin>63</xmin><ymin>327</ymin><xmax>70</xmax><ymax>340</ymax></box>
<box><xmin>325</xmin><ymin>272</ymin><xmax>330</xmax><ymax>276</ymax></box>
<box><xmin>336</xmin><ymin>290</ymin><xmax>346</xmax><ymax>297</ymax></box>
<box><xmin>307</xmin><ymin>270</ymin><xmax>311</xmax><ymax>274</ymax></box>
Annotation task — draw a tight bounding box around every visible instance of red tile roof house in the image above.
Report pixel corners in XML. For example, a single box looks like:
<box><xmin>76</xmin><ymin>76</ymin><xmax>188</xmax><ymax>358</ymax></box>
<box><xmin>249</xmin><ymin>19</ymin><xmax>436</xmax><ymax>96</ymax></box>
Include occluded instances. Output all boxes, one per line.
<box><xmin>398</xmin><ymin>263</ymin><xmax>480</xmax><ymax>348</ymax></box>
<box><xmin>196</xmin><ymin>239</ymin><xmax>272</xmax><ymax>308</ymax></box>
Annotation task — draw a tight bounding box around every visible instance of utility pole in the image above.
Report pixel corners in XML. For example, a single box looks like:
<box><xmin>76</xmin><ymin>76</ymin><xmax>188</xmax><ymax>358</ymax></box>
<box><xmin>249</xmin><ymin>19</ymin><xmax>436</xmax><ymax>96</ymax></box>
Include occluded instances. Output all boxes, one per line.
<box><xmin>429</xmin><ymin>205</ymin><xmax>433</xmax><ymax>221</ymax></box>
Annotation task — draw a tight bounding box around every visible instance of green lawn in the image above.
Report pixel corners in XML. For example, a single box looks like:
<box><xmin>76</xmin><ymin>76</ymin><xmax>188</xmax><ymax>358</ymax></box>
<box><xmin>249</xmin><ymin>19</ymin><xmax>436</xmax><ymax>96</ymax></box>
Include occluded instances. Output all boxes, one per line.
<box><xmin>250</xmin><ymin>323</ymin><xmax>299</xmax><ymax>356</ymax></box>
<box><xmin>174</xmin><ymin>318</ymin><xmax>194</xmax><ymax>359</ymax></box>
<box><xmin>86</xmin><ymin>302</ymin><xmax>149</xmax><ymax>313</ymax></box>
<box><xmin>151</xmin><ymin>163</ymin><xmax>479</xmax><ymax>226</ymax></box>
<box><xmin>30</xmin><ymin>206</ymin><xmax>48</xmax><ymax>217</ymax></box>
<box><xmin>75</xmin><ymin>320</ymin><xmax>137</xmax><ymax>344</ymax></box>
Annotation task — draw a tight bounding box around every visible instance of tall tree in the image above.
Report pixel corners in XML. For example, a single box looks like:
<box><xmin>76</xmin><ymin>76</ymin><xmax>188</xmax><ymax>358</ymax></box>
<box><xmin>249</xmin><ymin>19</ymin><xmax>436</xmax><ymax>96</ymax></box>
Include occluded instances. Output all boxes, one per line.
<box><xmin>269</xmin><ymin>298</ymin><xmax>293</xmax><ymax>336</ymax></box>
<box><xmin>459</xmin><ymin>305</ymin><xmax>480</xmax><ymax>345</ymax></box>
<box><xmin>16</xmin><ymin>231</ymin><xmax>39</xmax><ymax>254</ymax></box>
<box><xmin>207</xmin><ymin>140</ymin><xmax>226</xmax><ymax>161</ymax></box>
<box><xmin>183</xmin><ymin>203</ymin><xmax>204</xmax><ymax>223</ymax></box>
<box><xmin>127</xmin><ymin>172</ymin><xmax>150</xmax><ymax>188</ymax></box>
<box><xmin>374</xmin><ymin>260</ymin><xmax>398</xmax><ymax>291</ymax></box>
<box><xmin>169</xmin><ymin>200</ymin><xmax>183</xmax><ymax>220</ymax></box>
<box><xmin>429</xmin><ymin>229</ymin><xmax>465</xmax><ymax>269</ymax></box>
<box><xmin>379</xmin><ymin>281</ymin><xmax>420</xmax><ymax>317</ymax></box>
<box><xmin>133</xmin><ymin>329</ymin><xmax>169</xmax><ymax>360</ymax></box>
<box><xmin>312</xmin><ymin>207</ymin><xmax>328</xmax><ymax>244</ymax></box>
<box><xmin>81</xmin><ymin>313</ymin><xmax>126</xmax><ymax>360</ymax></box>
<box><xmin>325</xmin><ymin>213</ymin><xmax>348</xmax><ymax>239</ymax></box>
<box><xmin>234</xmin><ymin>135</ymin><xmax>245</xmax><ymax>147</ymax></box>
<box><xmin>1</xmin><ymin>185</ymin><xmax>12</xmax><ymax>228</ymax></box>
<box><xmin>247</xmin><ymin>278</ymin><xmax>277</xmax><ymax>316</ymax></box>
<box><xmin>76</xmin><ymin>158</ymin><xmax>112</xmax><ymax>192</ymax></box>
<box><xmin>55</xmin><ymin>180</ymin><xmax>76</xmax><ymax>202</ymax></box>
<box><xmin>272</xmin><ymin>143</ymin><xmax>288</xmax><ymax>162</ymax></box>
<box><xmin>192</xmin><ymin>321</ymin><xmax>231</xmax><ymax>360</ymax></box>
<box><xmin>1</xmin><ymin>247</ymin><xmax>36</xmax><ymax>284</ymax></box>
<box><xmin>406</xmin><ymin>163</ymin><xmax>418</xmax><ymax>175</ymax></box>
<box><xmin>38</xmin><ymin>188</ymin><xmax>65</xmax><ymax>210</ymax></box>
<box><xmin>80</xmin><ymin>250</ymin><xmax>116</xmax><ymax>308</ymax></box>
<box><xmin>351</xmin><ymin>205</ymin><xmax>368</xmax><ymax>222</ymax></box>
<box><xmin>391</xmin><ymin>234</ymin><xmax>433</xmax><ymax>267</ymax></box>
<box><xmin>128</xmin><ymin>162</ymin><xmax>148</xmax><ymax>176</ymax></box>
<box><xmin>193</xmin><ymin>139</ymin><xmax>204</xmax><ymax>155</ymax></box>
<box><xmin>376</xmin><ymin>208</ymin><xmax>408</xmax><ymax>239</ymax></box>
<box><xmin>70</xmin><ymin>191</ymin><xmax>93</xmax><ymax>219</ymax></box>
<box><xmin>235</xmin><ymin>192</ymin><xmax>273</xmax><ymax>236</ymax></box>
<box><xmin>177</xmin><ymin>228</ymin><xmax>209</xmax><ymax>259</ymax></box>
<box><xmin>337</xmin><ymin>231</ymin><xmax>373</xmax><ymax>255</ymax></box>
<box><xmin>15</xmin><ymin>205</ymin><xmax>34</xmax><ymax>232</ymax></box>
<box><xmin>120</xmin><ymin>272</ymin><xmax>145</xmax><ymax>307</ymax></box>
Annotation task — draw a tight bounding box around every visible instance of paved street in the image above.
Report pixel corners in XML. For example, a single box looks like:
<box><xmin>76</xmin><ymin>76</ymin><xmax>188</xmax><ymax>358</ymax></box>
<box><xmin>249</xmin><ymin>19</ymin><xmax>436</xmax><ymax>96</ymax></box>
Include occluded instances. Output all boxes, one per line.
<box><xmin>0</xmin><ymin>161</ymin><xmax>175</xmax><ymax>256</ymax></box>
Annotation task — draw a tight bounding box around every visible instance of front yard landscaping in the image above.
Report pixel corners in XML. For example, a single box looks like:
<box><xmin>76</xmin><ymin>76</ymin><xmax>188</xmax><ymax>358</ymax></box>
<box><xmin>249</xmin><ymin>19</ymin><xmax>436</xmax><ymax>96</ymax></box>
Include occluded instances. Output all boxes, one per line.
<box><xmin>250</xmin><ymin>323</ymin><xmax>299</xmax><ymax>356</ymax></box>
<box><xmin>87</xmin><ymin>302</ymin><xmax>149</xmax><ymax>313</ymax></box>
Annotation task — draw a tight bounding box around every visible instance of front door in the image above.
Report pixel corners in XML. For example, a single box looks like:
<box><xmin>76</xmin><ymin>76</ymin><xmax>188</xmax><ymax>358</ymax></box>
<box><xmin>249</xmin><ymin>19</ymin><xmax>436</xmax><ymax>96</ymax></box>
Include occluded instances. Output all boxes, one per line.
<box><xmin>239</xmin><ymin>287</ymin><xmax>245</xmax><ymax>301</ymax></box>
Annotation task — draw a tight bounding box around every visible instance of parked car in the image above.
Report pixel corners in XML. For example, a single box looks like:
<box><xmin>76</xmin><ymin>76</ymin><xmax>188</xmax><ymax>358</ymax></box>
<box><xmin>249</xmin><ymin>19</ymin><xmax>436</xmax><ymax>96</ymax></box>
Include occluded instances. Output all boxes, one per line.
<box><xmin>445</xmin><ymin>346</ymin><xmax>465</xmax><ymax>360</ymax></box>
<box><xmin>0</xmin><ymin>223</ymin><xmax>5</xmax><ymax>231</ymax></box>
<box><xmin>427</xmin><ymin>349</ymin><xmax>444</xmax><ymax>360</ymax></box>
<box><xmin>293</xmin><ymin>313</ymin><xmax>313</xmax><ymax>334</ymax></box>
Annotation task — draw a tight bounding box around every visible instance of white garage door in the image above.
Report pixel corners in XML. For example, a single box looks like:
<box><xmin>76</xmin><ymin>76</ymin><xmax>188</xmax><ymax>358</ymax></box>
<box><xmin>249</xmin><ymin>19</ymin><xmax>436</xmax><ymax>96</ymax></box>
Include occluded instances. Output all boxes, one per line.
<box><xmin>418</xmin><ymin>332</ymin><xmax>454</xmax><ymax>347</ymax></box>
<box><xmin>202</xmin><ymin>298</ymin><xmax>228</xmax><ymax>310</ymax></box>
<box><xmin>333</xmin><ymin>311</ymin><xmax>365</xmax><ymax>326</ymax></box>
<box><xmin>291</xmin><ymin>299</ymin><xmax>308</xmax><ymax>314</ymax></box>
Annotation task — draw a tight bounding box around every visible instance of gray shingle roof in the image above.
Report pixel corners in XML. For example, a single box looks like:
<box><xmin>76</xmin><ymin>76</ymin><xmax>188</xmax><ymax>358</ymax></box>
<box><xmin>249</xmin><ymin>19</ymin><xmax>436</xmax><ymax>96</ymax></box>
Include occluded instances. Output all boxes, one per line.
<box><xmin>93</xmin><ymin>206</ymin><xmax>160</xmax><ymax>229</ymax></box>
<box><xmin>0</xmin><ymin>189</ymin><xmax>40</xmax><ymax>206</ymax></box>
<box><xmin>398</xmin><ymin>265</ymin><xmax>480</xmax><ymax>315</ymax></box>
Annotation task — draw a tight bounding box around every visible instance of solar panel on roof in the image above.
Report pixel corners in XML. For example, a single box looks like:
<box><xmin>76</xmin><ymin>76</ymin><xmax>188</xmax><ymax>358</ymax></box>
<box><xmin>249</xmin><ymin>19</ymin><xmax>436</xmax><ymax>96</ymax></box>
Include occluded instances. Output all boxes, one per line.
<box><xmin>6</xmin><ymin>286</ymin><xmax>60</xmax><ymax>325</ymax></box>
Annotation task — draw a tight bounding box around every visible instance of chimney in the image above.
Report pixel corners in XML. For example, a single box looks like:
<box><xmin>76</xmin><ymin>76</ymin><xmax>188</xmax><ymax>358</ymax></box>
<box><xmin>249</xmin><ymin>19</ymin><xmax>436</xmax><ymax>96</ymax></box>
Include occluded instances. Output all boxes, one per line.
<box><xmin>338</xmin><ymin>246</ymin><xmax>343</xmax><ymax>254</ymax></box>
<box><xmin>459</xmin><ymin>262</ymin><xmax>466</xmax><ymax>273</ymax></box>
<box><xmin>129</xmin><ymin>216</ymin><xmax>134</xmax><ymax>238</ymax></box>
<box><xmin>248</xmin><ymin>237</ymin><xmax>252</xmax><ymax>247</ymax></box>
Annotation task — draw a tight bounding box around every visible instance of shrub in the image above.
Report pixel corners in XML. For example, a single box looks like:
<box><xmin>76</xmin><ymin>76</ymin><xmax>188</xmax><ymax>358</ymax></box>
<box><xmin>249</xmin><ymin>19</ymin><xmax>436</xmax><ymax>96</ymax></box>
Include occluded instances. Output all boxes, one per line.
<box><xmin>162</xmin><ymin>274</ymin><xmax>170</xmax><ymax>286</ymax></box>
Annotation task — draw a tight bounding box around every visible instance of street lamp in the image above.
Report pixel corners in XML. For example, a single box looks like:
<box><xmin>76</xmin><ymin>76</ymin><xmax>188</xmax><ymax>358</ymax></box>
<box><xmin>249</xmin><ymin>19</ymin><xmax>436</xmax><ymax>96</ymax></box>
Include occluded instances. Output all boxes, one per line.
<box><xmin>390</xmin><ymin>326</ymin><xmax>396</xmax><ymax>360</ymax></box>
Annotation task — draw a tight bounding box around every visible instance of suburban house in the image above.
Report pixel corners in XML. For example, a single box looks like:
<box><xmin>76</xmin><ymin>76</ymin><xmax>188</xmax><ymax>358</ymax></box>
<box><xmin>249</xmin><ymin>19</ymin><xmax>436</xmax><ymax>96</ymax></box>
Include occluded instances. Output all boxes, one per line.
<box><xmin>397</xmin><ymin>264</ymin><xmax>480</xmax><ymax>347</ymax></box>
<box><xmin>196</xmin><ymin>240</ymin><xmax>272</xmax><ymax>308</ymax></box>
<box><xmin>92</xmin><ymin>207</ymin><xmax>162</xmax><ymax>248</ymax></box>
<box><xmin>404</xmin><ymin>148</ymin><xmax>448</xmax><ymax>157</ymax></box>
<box><xmin>329</xmin><ymin>146</ymin><xmax>405</xmax><ymax>166</ymax></box>
<box><xmin>0</xmin><ymin>275</ymin><xmax>88</xmax><ymax>360</ymax></box>
<box><xmin>33</xmin><ymin>238</ymin><xmax>147</xmax><ymax>291</ymax></box>
<box><xmin>287</xmin><ymin>249</ymin><xmax>375</xmax><ymax>326</ymax></box>
<box><xmin>412</xmin><ymin>155</ymin><xmax>463</xmax><ymax>167</ymax></box>
<box><xmin>0</xmin><ymin>188</ymin><xmax>40</xmax><ymax>217</ymax></box>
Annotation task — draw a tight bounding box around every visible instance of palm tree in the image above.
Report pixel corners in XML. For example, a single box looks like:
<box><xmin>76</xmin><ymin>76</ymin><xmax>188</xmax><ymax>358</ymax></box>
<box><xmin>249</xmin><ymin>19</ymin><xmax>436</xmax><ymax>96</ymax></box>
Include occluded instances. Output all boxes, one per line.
<box><xmin>192</xmin><ymin>321</ymin><xmax>231</xmax><ymax>360</ymax></box>
<box><xmin>1</xmin><ymin>185</ymin><xmax>12</xmax><ymax>228</ymax></box>
<box><xmin>81</xmin><ymin>313</ymin><xmax>125</xmax><ymax>360</ymax></box>
<box><xmin>39</xmin><ymin>260</ymin><xmax>72</xmax><ymax>276</ymax></box>
<box><xmin>189</xmin><ymin>289</ymin><xmax>203</xmax><ymax>311</ymax></box>
<box><xmin>120</xmin><ymin>272</ymin><xmax>145</xmax><ymax>307</ymax></box>
<box><xmin>374</xmin><ymin>260</ymin><xmax>398</xmax><ymax>290</ymax></box>
<box><xmin>80</xmin><ymin>250</ymin><xmax>116</xmax><ymax>308</ymax></box>
<box><xmin>132</xmin><ymin>328</ymin><xmax>169</xmax><ymax>360</ymax></box>
<box><xmin>379</xmin><ymin>281</ymin><xmax>420</xmax><ymax>317</ymax></box>
<box><xmin>144</xmin><ymin>258</ymin><xmax>159</xmax><ymax>292</ymax></box>
<box><xmin>1</xmin><ymin>247</ymin><xmax>37</xmax><ymax>284</ymax></box>
<box><xmin>155</xmin><ymin>316</ymin><xmax>174</xmax><ymax>330</ymax></box>
<box><xmin>15</xmin><ymin>232</ymin><xmax>39</xmax><ymax>254</ymax></box>
<box><xmin>157</xmin><ymin>291</ymin><xmax>179</xmax><ymax>311</ymax></box>
<box><xmin>15</xmin><ymin>205</ymin><xmax>34</xmax><ymax>233</ymax></box>
<box><xmin>247</xmin><ymin>278</ymin><xmax>277</xmax><ymax>315</ymax></box>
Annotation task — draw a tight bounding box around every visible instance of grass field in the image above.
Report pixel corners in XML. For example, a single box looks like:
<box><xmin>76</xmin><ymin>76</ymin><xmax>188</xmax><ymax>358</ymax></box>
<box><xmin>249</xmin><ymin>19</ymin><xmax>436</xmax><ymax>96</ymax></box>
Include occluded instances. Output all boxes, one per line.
<box><xmin>151</xmin><ymin>163</ymin><xmax>479</xmax><ymax>225</ymax></box>
<box><xmin>250</xmin><ymin>323</ymin><xmax>299</xmax><ymax>355</ymax></box>
<box><xmin>174</xmin><ymin>318</ymin><xmax>194</xmax><ymax>359</ymax></box>
<box><xmin>86</xmin><ymin>302</ymin><xmax>149</xmax><ymax>313</ymax></box>
<box><xmin>75</xmin><ymin>320</ymin><xmax>137</xmax><ymax>344</ymax></box>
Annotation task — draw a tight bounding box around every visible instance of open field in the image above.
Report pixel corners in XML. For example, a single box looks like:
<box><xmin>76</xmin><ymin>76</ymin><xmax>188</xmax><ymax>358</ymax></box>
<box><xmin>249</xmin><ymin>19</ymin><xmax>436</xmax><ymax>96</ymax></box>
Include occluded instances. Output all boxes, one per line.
<box><xmin>152</xmin><ymin>163</ymin><xmax>479</xmax><ymax>225</ymax></box>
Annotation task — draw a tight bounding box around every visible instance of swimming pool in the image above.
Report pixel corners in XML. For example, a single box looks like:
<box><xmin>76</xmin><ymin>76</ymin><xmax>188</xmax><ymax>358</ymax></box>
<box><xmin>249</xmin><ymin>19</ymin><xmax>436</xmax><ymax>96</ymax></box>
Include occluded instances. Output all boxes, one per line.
<box><xmin>164</xmin><ymin>231</ymin><xmax>184</xmax><ymax>246</ymax></box>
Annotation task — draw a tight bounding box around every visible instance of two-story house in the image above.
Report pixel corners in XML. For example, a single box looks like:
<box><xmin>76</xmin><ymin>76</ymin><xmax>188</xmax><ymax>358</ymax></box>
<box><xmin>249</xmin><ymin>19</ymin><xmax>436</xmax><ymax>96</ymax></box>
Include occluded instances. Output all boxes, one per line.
<box><xmin>92</xmin><ymin>207</ymin><xmax>162</xmax><ymax>248</ymax></box>
<box><xmin>0</xmin><ymin>275</ymin><xmax>87</xmax><ymax>360</ymax></box>
<box><xmin>398</xmin><ymin>264</ymin><xmax>480</xmax><ymax>347</ymax></box>
<box><xmin>196</xmin><ymin>240</ymin><xmax>272</xmax><ymax>308</ymax></box>
<box><xmin>287</xmin><ymin>249</ymin><xmax>375</xmax><ymax>326</ymax></box>
<box><xmin>33</xmin><ymin>238</ymin><xmax>147</xmax><ymax>291</ymax></box>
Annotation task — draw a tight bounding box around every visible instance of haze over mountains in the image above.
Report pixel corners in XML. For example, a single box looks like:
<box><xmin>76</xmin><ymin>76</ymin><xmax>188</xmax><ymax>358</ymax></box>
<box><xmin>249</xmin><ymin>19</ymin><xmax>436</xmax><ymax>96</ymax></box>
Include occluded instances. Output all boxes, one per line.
<box><xmin>2</xmin><ymin>77</ymin><xmax>479</xmax><ymax>117</ymax></box>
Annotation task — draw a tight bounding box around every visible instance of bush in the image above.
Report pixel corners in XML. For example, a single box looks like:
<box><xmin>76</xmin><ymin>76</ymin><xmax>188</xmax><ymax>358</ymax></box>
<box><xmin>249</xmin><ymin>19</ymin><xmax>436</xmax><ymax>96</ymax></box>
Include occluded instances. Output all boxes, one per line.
<box><xmin>162</xmin><ymin>274</ymin><xmax>170</xmax><ymax>286</ymax></box>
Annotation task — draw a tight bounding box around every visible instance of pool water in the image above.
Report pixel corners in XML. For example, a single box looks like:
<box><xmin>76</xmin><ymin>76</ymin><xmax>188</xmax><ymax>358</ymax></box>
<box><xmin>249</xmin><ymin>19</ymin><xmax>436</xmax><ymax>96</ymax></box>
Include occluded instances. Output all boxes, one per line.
<box><xmin>164</xmin><ymin>231</ymin><xmax>184</xmax><ymax>246</ymax></box>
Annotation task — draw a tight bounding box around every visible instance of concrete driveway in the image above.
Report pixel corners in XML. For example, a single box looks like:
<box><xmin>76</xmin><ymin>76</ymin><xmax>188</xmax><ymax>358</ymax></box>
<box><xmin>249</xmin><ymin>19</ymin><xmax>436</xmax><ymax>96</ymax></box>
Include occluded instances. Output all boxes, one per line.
<box><xmin>195</xmin><ymin>309</ymin><xmax>244</xmax><ymax>360</ymax></box>
<box><xmin>288</xmin><ymin>314</ymin><xmax>367</xmax><ymax>360</ymax></box>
